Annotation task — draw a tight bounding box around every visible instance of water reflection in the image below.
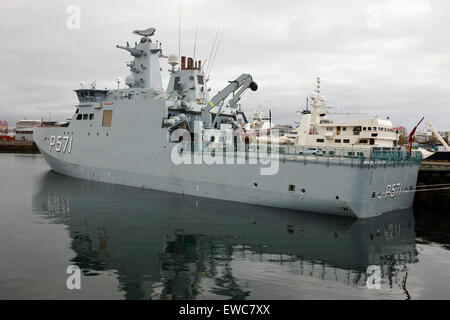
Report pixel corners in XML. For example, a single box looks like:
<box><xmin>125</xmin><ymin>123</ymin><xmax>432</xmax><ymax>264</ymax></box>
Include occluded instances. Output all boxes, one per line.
<box><xmin>32</xmin><ymin>171</ymin><xmax>418</xmax><ymax>299</ymax></box>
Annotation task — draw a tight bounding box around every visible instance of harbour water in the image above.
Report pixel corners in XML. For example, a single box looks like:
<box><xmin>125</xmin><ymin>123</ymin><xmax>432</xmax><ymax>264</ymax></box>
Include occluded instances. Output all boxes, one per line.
<box><xmin>0</xmin><ymin>154</ymin><xmax>449</xmax><ymax>299</ymax></box>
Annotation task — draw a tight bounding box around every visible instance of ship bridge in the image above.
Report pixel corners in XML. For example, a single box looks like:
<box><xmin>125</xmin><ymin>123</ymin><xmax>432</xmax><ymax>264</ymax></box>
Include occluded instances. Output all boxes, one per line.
<box><xmin>75</xmin><ymin>89</ymin><xmax>108</xmax><ymax>103</ymax></box>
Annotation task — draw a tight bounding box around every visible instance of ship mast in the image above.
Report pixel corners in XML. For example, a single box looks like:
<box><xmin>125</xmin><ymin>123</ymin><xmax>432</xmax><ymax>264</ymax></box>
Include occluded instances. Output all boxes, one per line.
<box><xmin>116</xmin><ymin>27</ymin><xmax>163</xmax><ymax>90</ymax></box>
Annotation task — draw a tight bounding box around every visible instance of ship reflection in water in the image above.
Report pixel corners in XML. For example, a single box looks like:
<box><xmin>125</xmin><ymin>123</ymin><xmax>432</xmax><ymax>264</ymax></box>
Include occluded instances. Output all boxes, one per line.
<box><xmin>33</xmin><ymin>171</ymin><xmax>418</xmax><ymax>300</ymax></box>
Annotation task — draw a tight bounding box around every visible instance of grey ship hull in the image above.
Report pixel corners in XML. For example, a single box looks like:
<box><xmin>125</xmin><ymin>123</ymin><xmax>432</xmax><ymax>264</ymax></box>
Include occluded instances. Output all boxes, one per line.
<box><xmin>33</xmin><ymin>99</ymin><xmax>419</xmax><ymax>219</ymax></box>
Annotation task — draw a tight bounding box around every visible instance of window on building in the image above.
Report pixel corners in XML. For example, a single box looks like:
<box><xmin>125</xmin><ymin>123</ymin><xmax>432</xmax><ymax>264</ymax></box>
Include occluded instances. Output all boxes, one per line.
<box><xmin>359</xmin><ymin>139</ymin><xmax>368</xmax><ymax>144</ymax></box>
<box><xmin>363</xmin><ymin>127</ymin><xmax>366</xmax><ymax>130</ymax></box>
<box><xmin>89</xmin><ymin>114</ymin><xmax>94</xmax><ymax>120</ymax></box>
<box><xmin>82</xmin><ymin>114</ymin><xmax>88</xmax><ymax>120</ymax></box>
<box><xmin>343</xmin><ymin>127</ymin><xmax>347</xmax><ymax>131</ymax></box>
<box><xmin>368</xmin><ymin>127</ymin><xmax>372</xmax><ymax>131</ymax></box>
<box><xmin>373</xmin><ymin>127</ymin><xmax>376</xmax><ymax>131</ymax></box>
<box><xmin>102</xmin><ymin>110</ymin><xmax>113</xmax><ymax>127</ymax></box>
<box><xmin>343</xmin><ymin>139</ymin><xmax>350</xmax><ymax>143</ymax></box>
<box><xmin>335</xmin><ymin>139</ymin><xmax>341</xmax><ymax>143</ymax></box>
<box><xmin>316</xmin><ymin>139</ymin><xmax>324</xmax><ymax>143</ymax></box>
<box><xmin>327</xmin><ymin>127</ymin><xmax>333</xmax><ymax>131</ymax></box>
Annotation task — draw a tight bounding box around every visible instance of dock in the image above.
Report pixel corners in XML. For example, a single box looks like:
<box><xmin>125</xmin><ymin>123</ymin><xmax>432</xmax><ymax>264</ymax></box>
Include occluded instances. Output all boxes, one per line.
<box><xmin>0</xmin><ymin>141</ymin><xmax>40</xmax><ymax>154</ymax></box>
<box><xmin>414</xmin><ymin>161</ymin><xmax>450</xmax><ymax>211</ymax></box>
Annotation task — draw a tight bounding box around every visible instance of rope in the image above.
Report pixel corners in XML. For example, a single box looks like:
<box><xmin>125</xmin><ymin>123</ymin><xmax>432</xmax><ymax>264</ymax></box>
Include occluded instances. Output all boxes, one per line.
<box><xmin>405</xmin><ymin>187</ymin><xmax>450</xmax><ymax>193</ymax></box>
<box><xmin>377</xmin><ymin>186</ymin><xmax>450</xmax><ymax>196</ymax></box>
<box><xmin>416</xmin><ymin>183</ymin><xmax>450</xmax><ymax>188</ymax></box>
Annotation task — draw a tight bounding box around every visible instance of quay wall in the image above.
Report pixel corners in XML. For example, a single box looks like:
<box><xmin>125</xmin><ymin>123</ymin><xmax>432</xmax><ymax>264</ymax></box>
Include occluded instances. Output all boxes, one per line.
<box><xmin>0</xmin><ymin>141</ymin><xmax>40</xmax><ymax>154</ymax></box>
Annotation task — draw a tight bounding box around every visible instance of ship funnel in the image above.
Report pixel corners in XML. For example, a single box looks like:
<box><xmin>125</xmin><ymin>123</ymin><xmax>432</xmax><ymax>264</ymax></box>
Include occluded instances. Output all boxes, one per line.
<box><xmin>187</xmin><ymin>57</ymin><xmax>194</xmax><ymax>70</ymax></box>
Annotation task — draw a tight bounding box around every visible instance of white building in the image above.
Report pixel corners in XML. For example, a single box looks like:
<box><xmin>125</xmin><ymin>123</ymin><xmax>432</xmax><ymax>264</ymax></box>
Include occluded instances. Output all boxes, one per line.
<box><xmin>15</xmin><ymin>119</ymin><xmax>42</xmax><ymax>142</ymax></box>
<box><xmin>415</xmin><ymin>131</ymin><xmax>432</xmax><ymax>143</ymax></box>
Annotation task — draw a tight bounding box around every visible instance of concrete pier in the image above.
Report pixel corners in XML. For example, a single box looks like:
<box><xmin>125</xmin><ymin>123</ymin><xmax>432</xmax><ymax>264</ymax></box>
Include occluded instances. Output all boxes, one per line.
<box><xmin>0</xmin><ymin>141</ymin><xmax>40</xmax><ymax>154</ymax></box>
<box><xmin>414</xmin><ymin>161</ymin><xmax>450</xmax><ymax>211</ymax></box>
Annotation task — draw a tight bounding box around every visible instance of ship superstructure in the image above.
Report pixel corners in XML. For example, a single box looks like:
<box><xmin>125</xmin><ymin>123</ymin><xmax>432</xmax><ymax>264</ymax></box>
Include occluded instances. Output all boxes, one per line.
<box><xmin>244</xmin><ymin>110</ymin><xmax>275</xmax><ymax>133</ymax></box>
<box><xmin>291</xmin><ymin>78</ymin><xmax>397</xmax><ymax>148</ymax></box>
<box><xmin>34</xmin><ymin>28</ymin><xmax>422</xmax><ymax>218</ymax></box>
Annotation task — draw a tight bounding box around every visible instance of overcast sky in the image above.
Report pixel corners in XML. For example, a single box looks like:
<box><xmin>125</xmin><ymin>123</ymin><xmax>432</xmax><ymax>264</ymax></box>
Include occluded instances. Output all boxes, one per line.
<box><xmin>0</xmin><ymin>0</ymin><xmax>449</xmax><ymax>130</ymax></box>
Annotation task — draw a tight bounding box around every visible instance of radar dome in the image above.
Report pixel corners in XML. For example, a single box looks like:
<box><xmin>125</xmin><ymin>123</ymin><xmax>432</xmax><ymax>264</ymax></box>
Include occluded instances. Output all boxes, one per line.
<box><xmin>168</xmin><ymin>54</ymin><xmax>179</xmax><ymax>67</ymax></box>
<box><xmin>125</xmin><ymin>75</ymin><xmax>136</xmax><ymax>87</ymax></box>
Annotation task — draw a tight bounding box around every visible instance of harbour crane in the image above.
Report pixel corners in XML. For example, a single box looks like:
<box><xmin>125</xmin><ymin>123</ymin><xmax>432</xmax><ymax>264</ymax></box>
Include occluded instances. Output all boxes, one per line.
<box><xmin>425</xmin><ymin>120</ymin><xmax>450</xmax><ymax>151</ymax></box>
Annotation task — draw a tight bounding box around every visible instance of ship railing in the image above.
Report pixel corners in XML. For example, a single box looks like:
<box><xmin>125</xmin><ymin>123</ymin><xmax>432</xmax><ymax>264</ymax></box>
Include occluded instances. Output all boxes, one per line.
<box><xmin>275</xmin><ymin>146</ymin><xmax>423</xmax><ymax>167</ymax></box>
<box><xmin>248</xmin><ymin>145</ymin><xmax>422</xmax><ymax>167</ymax></box>
<box><xmin>190</xmin><ymin>142</ymin><xmax>422</xmax><ymax>167</ymax></box>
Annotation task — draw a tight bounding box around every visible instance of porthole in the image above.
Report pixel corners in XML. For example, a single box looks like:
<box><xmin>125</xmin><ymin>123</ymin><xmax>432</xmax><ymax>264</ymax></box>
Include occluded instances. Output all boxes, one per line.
<box><xmin>253</xmin><ymin>183</ymin><xmax>258</xmax><ymax>188</ymax></box>
<box><xmin>301</xmin><ymin>188</ymin><xmax>306</xmax><ymax>194</ymax></box>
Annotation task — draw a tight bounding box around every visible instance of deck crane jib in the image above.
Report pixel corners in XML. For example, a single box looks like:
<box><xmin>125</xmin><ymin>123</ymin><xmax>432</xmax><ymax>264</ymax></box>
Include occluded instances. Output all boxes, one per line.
<box><xmin>201</xmin><ymin>74</ymin><xmax>258</xmax><ymax>129</ymax></box>
<box><xmin>163</xmin><ymin>67</ymin><xmax>257</xmax><ymax>145</ymax></box>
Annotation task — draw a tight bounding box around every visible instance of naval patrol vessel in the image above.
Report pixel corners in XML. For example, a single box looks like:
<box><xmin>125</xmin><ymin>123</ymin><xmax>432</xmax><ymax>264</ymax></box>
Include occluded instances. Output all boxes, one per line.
<box><xmin>33</xmin><ymin>27</ymin><xmax>422</xmax><ymax>218</ymax></box>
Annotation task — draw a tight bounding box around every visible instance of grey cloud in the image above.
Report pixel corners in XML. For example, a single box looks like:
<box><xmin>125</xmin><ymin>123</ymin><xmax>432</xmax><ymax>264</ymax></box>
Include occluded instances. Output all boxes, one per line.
<box><xmin>0</xmin><ymin>0</ymin><xmax>448</xmax><ymax>131</ymax></box>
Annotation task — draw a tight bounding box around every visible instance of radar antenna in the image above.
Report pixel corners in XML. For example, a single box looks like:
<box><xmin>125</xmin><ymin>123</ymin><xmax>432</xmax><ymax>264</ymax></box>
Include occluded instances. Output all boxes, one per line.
<box><xmin>132</xmin><ymin>28</ymin><xmax>156</xmax><ymax>37</ymax></box>
<box><xmin>315</xmin><ymin>77</ymin><xmax>321</xmax><ymax>94</ymax></box>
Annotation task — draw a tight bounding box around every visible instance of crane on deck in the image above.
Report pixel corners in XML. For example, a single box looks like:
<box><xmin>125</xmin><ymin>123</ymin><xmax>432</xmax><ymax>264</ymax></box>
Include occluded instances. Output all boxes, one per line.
<box><xmin>426</xmin><ymin>120</ymin><xmax>450</xmax><ymax>151</ymax></box>
<box><xmin>201</xmin><ymin>74</ymin><xmax>258</xmax><ymax>129</ymax></box>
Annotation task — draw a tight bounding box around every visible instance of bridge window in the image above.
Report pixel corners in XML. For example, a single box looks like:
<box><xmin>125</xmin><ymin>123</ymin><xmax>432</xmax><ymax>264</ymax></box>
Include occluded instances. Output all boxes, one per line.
<box><xmin>83</xmin><ymin>114</ymin><xmax>88</xmax><ymax>120</ymax></box>
<box><xmin>289</xmin><ymin>184</ymin><xmax>295</xmax><ymax>192</ymax></box>
<box><xmin>76</xmin><ymin>114</ymin><xmax>82</xmax><ymax>120</ymax></box>
<box><xmin>197</xmin><ymin>75</ymin><xmax>204</xmax><ymax>85</ymax></box>
<box><xmin>89</xmin><ymin>114</ymin><xmax>94</xmax><ymax>120</ymax></box>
